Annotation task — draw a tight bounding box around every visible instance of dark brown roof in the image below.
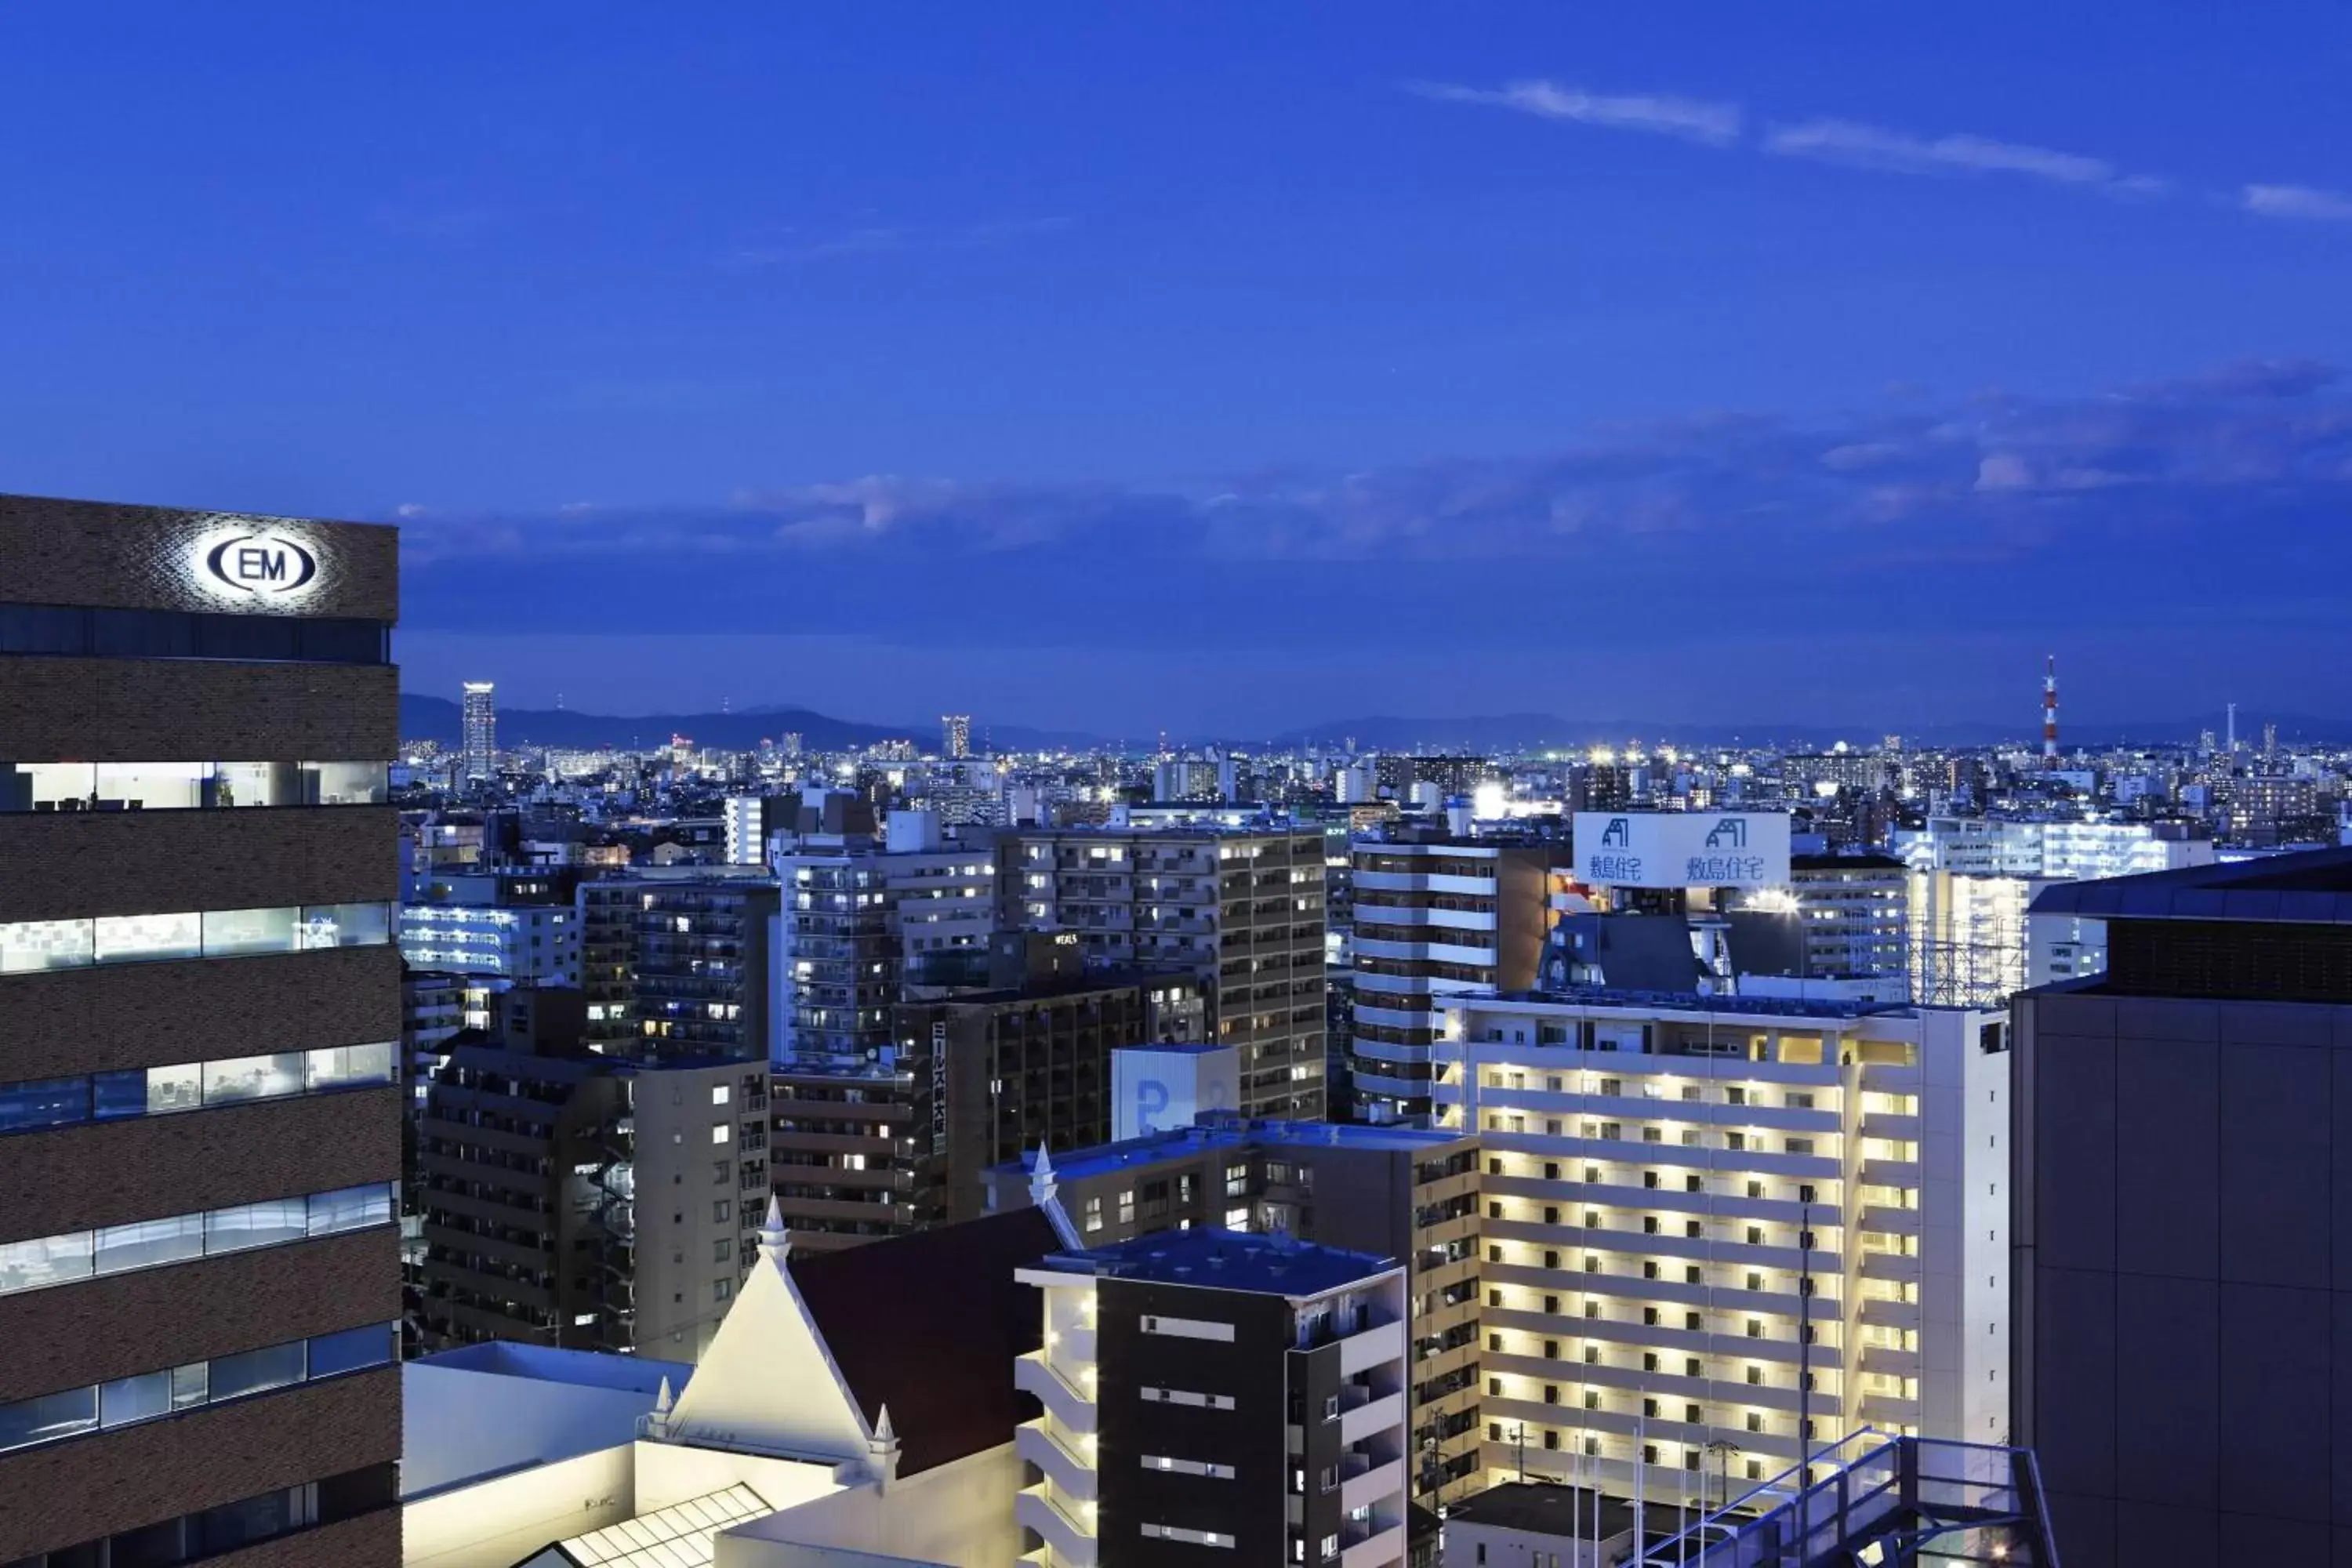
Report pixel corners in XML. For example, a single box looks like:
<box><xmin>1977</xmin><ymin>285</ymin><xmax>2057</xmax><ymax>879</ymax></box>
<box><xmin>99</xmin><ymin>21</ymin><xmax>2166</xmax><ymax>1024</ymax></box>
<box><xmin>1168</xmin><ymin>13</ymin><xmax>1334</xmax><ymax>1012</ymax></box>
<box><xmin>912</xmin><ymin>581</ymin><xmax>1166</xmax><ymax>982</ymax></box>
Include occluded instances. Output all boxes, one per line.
<box><xmin>789</xmin><ymin>1207</ymin><xmax>1062</xmax><ymax>1476</ymax></box>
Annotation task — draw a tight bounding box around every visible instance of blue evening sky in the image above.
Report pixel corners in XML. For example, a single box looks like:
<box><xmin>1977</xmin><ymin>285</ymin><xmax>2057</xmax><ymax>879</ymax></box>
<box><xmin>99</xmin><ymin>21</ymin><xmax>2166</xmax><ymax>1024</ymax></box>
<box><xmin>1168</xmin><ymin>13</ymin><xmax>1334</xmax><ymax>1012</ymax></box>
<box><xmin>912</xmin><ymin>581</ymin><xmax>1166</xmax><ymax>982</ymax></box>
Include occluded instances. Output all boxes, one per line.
<box><xmin>4</xmin><ymin>5</ymin><xmax>2347</xmax><ymax>736</ymax></box>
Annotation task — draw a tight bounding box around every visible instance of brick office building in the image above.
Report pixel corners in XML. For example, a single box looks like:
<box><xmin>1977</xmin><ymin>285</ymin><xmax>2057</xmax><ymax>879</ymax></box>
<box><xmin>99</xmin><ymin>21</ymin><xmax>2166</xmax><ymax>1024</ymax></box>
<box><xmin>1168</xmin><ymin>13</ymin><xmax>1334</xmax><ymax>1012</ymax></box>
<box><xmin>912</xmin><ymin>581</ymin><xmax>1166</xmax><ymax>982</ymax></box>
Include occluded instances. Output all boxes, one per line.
<box><xmin>0</xmin><ymin>497</ymin><xmax>405</xmax><ymax>1563</ymax></box>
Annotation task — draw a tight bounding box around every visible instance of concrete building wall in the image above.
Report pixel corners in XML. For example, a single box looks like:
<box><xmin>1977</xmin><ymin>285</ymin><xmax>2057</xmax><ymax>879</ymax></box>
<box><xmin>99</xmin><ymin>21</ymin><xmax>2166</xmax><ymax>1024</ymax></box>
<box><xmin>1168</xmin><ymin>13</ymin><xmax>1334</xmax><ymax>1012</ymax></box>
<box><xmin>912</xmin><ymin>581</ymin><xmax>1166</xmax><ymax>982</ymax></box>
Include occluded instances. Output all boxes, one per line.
<box><xmin>632</xmin><ymin>1062</ymin><xmax>774</xmax><ymax>1359</ymax></box>
<box><xmin>0</xmin><ymin>804</ymin><xmax>394</xmax><ymax>920</ymax></box>
<box><xmin>2013</xmin><ymin>987</ymin><xmax>2352</xmax><ymax>1567</ymax></box>
<box><xmin>0</xmin><ymin>1369</ymin><xmax>400</xmax><ymax>1557</ymax></box>
<box><xmin>0</xmin><ymin>495</ymin><xmax>402</xmax><ymax>1564</ymax></box>
<box><xmin>0</xmin><ymin>654</ymin><xmax>397</xmax><ymax>766</ymax></box>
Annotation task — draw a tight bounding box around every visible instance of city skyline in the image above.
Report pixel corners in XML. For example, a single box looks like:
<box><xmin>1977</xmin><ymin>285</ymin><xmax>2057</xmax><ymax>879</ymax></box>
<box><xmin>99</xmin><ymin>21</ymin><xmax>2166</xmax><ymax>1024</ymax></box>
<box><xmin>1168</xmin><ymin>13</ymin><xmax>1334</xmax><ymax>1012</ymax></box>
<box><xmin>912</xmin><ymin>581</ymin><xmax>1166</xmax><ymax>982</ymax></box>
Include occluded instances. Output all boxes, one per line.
<box><xmin>9</xmin><ymin>7</ymin><xmax>2349</xmax><ymax>1563</ymax></box>
<box><xmin>3</xmin><ymin>5</ymin><xmax>2347</xmax><ymax>731</ymax></box>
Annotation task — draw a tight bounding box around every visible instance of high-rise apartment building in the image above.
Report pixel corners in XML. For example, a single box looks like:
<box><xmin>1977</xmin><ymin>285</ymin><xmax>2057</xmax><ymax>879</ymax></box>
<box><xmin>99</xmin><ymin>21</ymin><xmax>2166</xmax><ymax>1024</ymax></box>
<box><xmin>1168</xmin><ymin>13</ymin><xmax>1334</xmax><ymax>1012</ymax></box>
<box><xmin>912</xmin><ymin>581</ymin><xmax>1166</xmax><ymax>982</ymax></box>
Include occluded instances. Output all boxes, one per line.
<box><xmin>1349</xmin><ymin>832</ymin><xmax>1562</xmax><ymax>1126</ymax></box>
<box><xmin>1009</xmin><ymin>824</ymin><xmax>1329</xmax><ymax>1118</ymax></box>
<box><xmin>773</xmin><ymin>811</ymin><xmax>998</xmax><ymax>1064</ymax></box>
<box><xmin>771</xmin><ymin>938</ymin><xmax>1203</xmax><ymax>1253</ymax></box>
<box><xmin>1893</xmin><ymin>815</ymin><xmax>2214</xmax><ymax>881</ymax></box>
<box><xmin>577</xmin><ymin>869</ymin><xmax>778</xmax><ymax>1062</ymax></box>
<box><xmin>397</xmin><ymin>867</ymin><xmax>582</xmax><ymax>1011</ymax></box>
<box><xmin>1433</xmin><ymin>990</ymin><xmax>2009</xmax><ymax>1501</ymax></box>
<box><xmin>415</xmin><ymin>1029</ymin><xmax>771</xmax><ymax>1363</ymax></box>
<box><xmin>0</xmin><ymin>496</ymin><xmax>405</xmax><ymax>1563</ymax></box>
<box><xmin>1786</xmin><ymin>854</ymin><xmax>1910</xmax><ymax>986</ymax></box>
<box><xmin>460</xmin><ymin>680</ymin><xmax>496</xmax><ymax>782</ymax></box>
<box><xmin>2015</xmin><ymin>850</ymin><xmax>2352</xmax><ymax>1565</ymax></box>
<box><xmin>942</xmin><ymin>713</ymin><xmax>972</xmax><ymax>760</ymax></box>
<box><xmin>1896</xmin><ymin>816</ymin><xmax>2217</xmax><ymax>1007</ymax></box>
<box><xmin>988</xmin><ymin>1114</ymin><xmax>1488</xmax><ymax>1508</ymax></box>
<box><xmin>1014</xmin><ymin>1227</ymin><xmax>1413</xmax><ymax>1567</ymax></box>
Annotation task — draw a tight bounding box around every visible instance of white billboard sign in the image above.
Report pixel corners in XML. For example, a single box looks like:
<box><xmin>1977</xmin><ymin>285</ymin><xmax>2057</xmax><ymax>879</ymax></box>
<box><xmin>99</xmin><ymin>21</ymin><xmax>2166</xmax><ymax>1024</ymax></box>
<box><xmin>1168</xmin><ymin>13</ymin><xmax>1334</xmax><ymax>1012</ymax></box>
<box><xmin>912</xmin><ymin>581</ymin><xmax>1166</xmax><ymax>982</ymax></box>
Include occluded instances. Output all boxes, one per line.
<box><xmin>1573</xmin><ymin>811</ymin><xmax>1792</xmax><ymax>891</ymax></box>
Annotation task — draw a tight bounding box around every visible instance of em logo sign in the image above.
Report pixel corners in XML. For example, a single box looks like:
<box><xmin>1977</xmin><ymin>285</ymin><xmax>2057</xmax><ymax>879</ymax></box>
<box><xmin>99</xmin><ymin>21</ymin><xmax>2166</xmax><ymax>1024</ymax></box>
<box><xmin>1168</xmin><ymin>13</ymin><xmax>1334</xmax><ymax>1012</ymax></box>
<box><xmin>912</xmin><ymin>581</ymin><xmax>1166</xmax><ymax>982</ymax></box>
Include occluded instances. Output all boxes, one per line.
<box><xmin>198</xmin><ymin>528</ymin><xmax>319</xmax><ymax>601</ymax></box>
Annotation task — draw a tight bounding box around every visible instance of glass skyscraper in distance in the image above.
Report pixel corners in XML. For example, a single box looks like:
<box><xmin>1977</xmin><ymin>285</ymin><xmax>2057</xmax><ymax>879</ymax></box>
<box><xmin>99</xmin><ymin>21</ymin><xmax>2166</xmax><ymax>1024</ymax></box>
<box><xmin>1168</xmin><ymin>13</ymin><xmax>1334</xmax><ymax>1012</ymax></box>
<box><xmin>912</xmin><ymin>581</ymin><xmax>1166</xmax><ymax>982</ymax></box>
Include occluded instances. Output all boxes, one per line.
<box><xmin>460</xmin><ymin>681</ymin><xmax>496</xmax><ymax>782</ymax></box>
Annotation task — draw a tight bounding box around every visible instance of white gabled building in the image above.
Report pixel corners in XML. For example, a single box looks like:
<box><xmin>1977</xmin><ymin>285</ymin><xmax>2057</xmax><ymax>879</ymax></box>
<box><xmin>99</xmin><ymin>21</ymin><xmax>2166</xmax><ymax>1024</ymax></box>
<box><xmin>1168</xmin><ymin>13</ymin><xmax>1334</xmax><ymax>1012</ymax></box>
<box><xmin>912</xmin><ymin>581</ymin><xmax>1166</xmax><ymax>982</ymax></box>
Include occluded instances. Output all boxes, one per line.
<box><xmin>1430</xmin><ymin>990</ymin><xmax>2009</xmax><ymax>1504</ymax></box>
<box><xmin>401</xmin><ymin>1200</ymin><xmax>1062</xmax><ymax>1568</ymax></box>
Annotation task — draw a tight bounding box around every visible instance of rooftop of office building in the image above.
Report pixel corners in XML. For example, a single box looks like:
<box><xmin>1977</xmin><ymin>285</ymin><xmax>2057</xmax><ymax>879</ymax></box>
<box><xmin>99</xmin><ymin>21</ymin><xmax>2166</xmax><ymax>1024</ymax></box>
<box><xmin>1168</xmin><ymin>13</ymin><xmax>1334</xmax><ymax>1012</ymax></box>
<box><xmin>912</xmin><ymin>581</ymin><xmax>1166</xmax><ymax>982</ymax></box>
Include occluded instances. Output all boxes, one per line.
<box><xmin>2028</xmin><ymin>843</ymin><xmax>2352</xmax><ymax>924</ymax></box>
<box><xmin>1021</xmin><ymin>818</ymin><xmax>1316</xmax><ymax>838</ymax></box>
<box><xmin>1486</xmin><ymin>985</ymin><xmax>1911</xmax><ymax>1022</ymax></box>
<box><xmin>1010</xmin><ymin>1112</ymin><xmax>1468</xmax><ymax>1185</ymax></box>
<box><xmin>1043</xmin><ymin>1225</ymin><xmax>1399</xmax><ymax>1297</ymax></box>
<box><xmin>1791</xmin><ymin>851</ymin><xmax>1907</xmax><ymax>872</ymax></box>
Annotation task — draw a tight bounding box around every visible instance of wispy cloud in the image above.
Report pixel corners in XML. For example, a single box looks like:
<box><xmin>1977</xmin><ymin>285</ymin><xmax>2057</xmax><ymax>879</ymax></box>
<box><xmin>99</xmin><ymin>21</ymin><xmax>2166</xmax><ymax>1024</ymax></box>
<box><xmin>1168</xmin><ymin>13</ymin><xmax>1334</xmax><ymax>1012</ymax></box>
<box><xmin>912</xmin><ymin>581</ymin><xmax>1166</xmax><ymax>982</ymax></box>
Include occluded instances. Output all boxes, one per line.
<box><xmin>2242</xmin><ymin>183</ymin><xmax>2352</xmax><ymax>222</ymax></box>
<box><xmin>1406</xmin><ymin>82</ymin><xmax>2311</xmax><ymax>212</ymax></box>
<box><xmin>1406</xmin><ymin>79</ymin><xmax>1740</xmax><ymax>146</ymax></box>
<box><xmin>397</xmin><ymin>356</ymin><xmax>2352</xmax><ymax>580</ymax></box>
<box><xmin>1762</xmin><ymin>118</ymin><xmax>2160</xmax><ymax>194</ymax></box>
<box><xmin>727</xmin><ymin>215</ymin><xmax>1076</xmax><ymax>266</ymax></box>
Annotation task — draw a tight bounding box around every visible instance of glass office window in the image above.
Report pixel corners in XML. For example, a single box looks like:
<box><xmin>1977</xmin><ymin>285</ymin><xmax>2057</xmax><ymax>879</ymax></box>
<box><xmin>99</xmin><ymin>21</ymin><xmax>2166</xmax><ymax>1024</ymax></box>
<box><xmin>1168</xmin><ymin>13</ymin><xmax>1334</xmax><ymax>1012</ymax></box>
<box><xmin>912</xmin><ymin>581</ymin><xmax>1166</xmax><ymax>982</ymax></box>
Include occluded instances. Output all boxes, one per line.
<box><xmin>299</xmin><ymin>903</ymin><xmax>392</xmax><ymax>950</ymax></box>
<box><xmin>108</xmin><ymin>1514</ymin><xmax>194</xmax><ymax>1565</ymax></box>
<box><xmin>208</xmin><ymin>1341</ymin><xmax>306</xmax><ymax>1403</ymax></box>
<box><xmin>93</xmin><ymin>912</ymin><xmax>201</xmax><ymax>964</ymax></box>
<box><xmin>0</xmin><ymin>1387</ymin><xmax>97</xmax><ymax>1452</ymax></box>
<box><xmin>7</xmin><ymin>1052</ymin><xmax>390</xmax><ymax>1138</ymax></box>
<box><xmin>93</xmin><ymin>1215</ymin><xmax>205</xmax><ymax>1276</ymax></box>
<box><xmin>307</xmin><ymin>1043</ymin><xmax>395</xmax><ymax>1092</ymax></box>
<box><xmin>170</xmin><ymin>1363</ymin><xmax>209</xmax><ymax>1410</ymax></box>
<box><xmin>307</xmin><ymin>1323</ymin><xmax>395</xmax><ymax>1379</ymax></box>
<box><xmin>0</xmin><ymin>1232</ymin><xmax>93</xmax><ymax>1293</ymax></box>
<box><xmin>93</xmin><ymin>1069</ymin><xmax>147</xmax><ymax>1120</ymax></box>
<box><xmin>93</xmin><ymin>762</ymin><xmax>207</xmax><ymax>811</ymax></box>
<box><xmin>206</xmin><ymin>1198</ymin><xmax>308</xmax><ymax>1255</ymax></box>
<box><xmin>308</xmin><ymin>1184</ymin><xmax>394</xmax><ymax>1236</ymax></box>
<box><xmin>201</xmin><ymin>1054</ymin><xmax>304</xmax><ymax>1106</ymax></box>
<box><xmin>0</xmin><ymin>918</ymin><xmax>94</xmax><ymax>973</ymax></box>
<box><xmin>0</xmin><ymin>762</ymin><xmax>95</xmax><ymax>811</ymax></box>
<box><xmin>195</xmin><ymin>1481</ymin><xmax>318</xmax><ymax>1555</ymax></box>
<box><xmin>100</xmin><ymin>1370</ymin><xmax>173</xmax><ymax>1429</ymax></box>
<box><xmin>145</xmin><ymin>1062</ymin><xmax>205</xmax><ymax>1115</ymax></box>
<box><xmin>2</xmin><ymin>760</ymin><xmax>389</xmax><ymax>812</ymax></box>
<box><xmin>0</xmin><ymin>605</ymin><xmax>89</xmax><ymax>653</ymax></box>
<box><xmin>208</xmin><ymin>762</ymin><xmax>299</xmax><ymax>808</ymax></box>
<box><xmin>202</xmin><ymin>906</ymin><xmax>298</xmax><ymax>958</ymax></box>
<box><xmin>0</xmin><ymin>1076</ymin><xmax>89</xmax><ymax>1133</ymax></box>
<box><xmin>303</xmin><ymin>761</ymin><xmax>389</xmax><ymax>805</ymax></box>
<box><xmin>87</xmin><ymin>607</ymin><xmax>199</xmax><ymax>658</ymax></box>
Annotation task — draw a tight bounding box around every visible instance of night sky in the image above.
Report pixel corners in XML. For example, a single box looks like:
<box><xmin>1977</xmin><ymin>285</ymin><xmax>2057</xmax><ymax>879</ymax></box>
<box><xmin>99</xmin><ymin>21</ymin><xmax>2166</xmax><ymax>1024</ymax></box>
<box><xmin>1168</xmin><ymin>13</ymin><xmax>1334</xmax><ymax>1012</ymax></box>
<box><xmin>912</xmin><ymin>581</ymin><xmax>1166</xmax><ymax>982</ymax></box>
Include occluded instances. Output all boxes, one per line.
<box><xmin>5</xmin><ymin>5</ymin><xmax>2348</xmax><ymax>736</ymax></box>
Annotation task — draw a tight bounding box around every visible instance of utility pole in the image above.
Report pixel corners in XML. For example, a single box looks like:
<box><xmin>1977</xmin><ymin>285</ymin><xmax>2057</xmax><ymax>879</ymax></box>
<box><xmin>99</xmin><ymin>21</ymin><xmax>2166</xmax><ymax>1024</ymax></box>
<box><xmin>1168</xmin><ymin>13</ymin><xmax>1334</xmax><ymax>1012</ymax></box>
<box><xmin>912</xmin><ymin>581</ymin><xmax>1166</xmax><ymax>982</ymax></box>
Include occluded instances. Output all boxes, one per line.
<box><xmin>1633</xmin><ymin>1404</ymin><xmax>1647</xmax><ymax>1568</ymax></box>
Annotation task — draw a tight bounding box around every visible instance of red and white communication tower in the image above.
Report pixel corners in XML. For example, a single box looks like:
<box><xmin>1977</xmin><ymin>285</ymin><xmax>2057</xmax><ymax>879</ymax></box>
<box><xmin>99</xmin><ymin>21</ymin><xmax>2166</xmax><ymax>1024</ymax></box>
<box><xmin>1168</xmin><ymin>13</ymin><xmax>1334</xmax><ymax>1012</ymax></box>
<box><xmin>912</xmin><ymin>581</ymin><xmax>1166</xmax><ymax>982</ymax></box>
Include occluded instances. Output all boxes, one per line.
<box><xmin>2042</xmin><ymin>655</ymin><xmax>2059</xmax><ymax>764</ymax></box>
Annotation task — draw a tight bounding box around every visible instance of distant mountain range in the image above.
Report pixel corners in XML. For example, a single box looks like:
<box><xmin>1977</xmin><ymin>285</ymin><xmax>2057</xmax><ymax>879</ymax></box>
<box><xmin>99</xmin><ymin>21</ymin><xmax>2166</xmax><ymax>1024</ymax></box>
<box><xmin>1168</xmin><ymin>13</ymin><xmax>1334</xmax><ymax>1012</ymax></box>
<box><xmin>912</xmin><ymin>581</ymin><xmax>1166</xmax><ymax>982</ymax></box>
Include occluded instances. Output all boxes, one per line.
<box><xmin>1274</xmin><ymin>712</ymin><xmax>2352</xmax><ymax>752</ymax></box>
<box><xmin>400</xmin><ymin>694</ymin><xmax>2352</xmax><ymax>755</ymax></box>
<box><xmin>397</xmin><ymin>695</ymin><xmax>1111</xmax><ymax>753</ymax></box>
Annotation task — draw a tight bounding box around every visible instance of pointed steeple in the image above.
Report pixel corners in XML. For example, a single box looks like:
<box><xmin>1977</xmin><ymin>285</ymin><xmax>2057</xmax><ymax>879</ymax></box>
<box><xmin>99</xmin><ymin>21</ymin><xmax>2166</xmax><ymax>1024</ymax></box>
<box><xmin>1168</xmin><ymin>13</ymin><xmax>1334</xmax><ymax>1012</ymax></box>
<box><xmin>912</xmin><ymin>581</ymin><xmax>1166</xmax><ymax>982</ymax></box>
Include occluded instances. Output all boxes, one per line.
<box><xmin>642</xmin><ymin>1374</ymin><xmax>680</xmax><ymax>1442</ymax></box>
<box><xmin>1033</xmin><ymin>1142</ymin><xmax>1083</xmax><ymax>1250</ymax></box>
<box><xmin>758</xmin><ymin>1195</ymin><xmax>790</xmax><ymax>1263</ymax></box>
<box><xmin>868</xmin><ymin>1402</ymin><xmax>902</xmax><ymax>1491</ymax></box>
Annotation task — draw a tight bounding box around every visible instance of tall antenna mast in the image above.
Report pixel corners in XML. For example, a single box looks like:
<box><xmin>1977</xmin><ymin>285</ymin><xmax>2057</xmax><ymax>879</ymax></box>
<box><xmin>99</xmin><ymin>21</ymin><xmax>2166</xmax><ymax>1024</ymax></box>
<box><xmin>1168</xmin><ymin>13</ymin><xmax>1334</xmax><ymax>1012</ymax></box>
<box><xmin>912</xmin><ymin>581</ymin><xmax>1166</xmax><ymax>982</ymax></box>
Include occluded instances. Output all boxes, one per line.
<box><xmin>2042</xmin><ymin>655</ymin><xmax>2059</xmax><ymax>766</ymax></box>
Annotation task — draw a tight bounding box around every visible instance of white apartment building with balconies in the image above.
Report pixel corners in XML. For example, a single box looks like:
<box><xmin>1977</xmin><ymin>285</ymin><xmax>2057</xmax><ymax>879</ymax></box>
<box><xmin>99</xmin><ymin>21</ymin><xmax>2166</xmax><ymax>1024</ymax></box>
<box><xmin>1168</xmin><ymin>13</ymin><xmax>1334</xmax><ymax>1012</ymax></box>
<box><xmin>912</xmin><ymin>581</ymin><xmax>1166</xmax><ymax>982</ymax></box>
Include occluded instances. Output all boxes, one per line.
<box><xmin>1349</xmin><ymin>834</ymin><xmax>1558</xmax><ymax>1126</ymax></box>
<box><xmin>1430</xmin><ymin>990</ymin><xmax>2009</xmax><ymax>1504</ymax></box>
<box><xmin>1014</xmin><ymin>1226</ymin><xmax>1412</xmax><ymax>1568</ymax></box>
